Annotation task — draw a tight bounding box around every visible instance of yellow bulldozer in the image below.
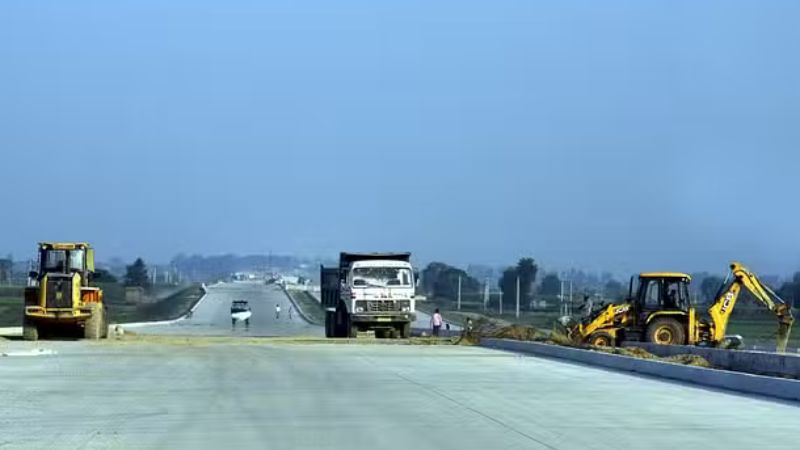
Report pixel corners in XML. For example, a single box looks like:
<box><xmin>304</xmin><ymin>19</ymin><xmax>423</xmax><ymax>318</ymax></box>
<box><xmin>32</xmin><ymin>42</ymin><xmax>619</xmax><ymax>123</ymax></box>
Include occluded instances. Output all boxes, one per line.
<box><xmin>23</xmin><ymin>242</ymin><xmax>107</xmax><ymax>340</ymax></box>
<box><xmin>562</xmin><ymin>262</ymin><xmax>794</xmax><ymax>352</ymax></box>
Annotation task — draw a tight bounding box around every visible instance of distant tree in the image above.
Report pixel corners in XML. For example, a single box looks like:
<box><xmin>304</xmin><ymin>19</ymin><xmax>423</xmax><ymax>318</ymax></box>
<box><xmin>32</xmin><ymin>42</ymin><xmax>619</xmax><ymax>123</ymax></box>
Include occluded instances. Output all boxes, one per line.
<box><xmin>124</xmin><ymin>258</ymin><xmax>150</xmax><ymax>288</ymax></box>
<box><xmin>538</xmin><ymin>273</ymin><xmax>561</xmax><ymax>296</ymax></box>
<box><xmin>700</xmin><ymin>275</ymin><xmax>725</xmax><ymax>304</ymax></box>
<box><xmin>93</xmin><ymin>268</ymin><xmax>117</xmax><ymax>283</ymax></box>
<box><xmin>604</xmin><ymin>279</ymin><xmax>625</xmax><ymax>299</ymax></box>
<box><xmin>0</xmin><ymin>257</ymin><xmax>11</xmax><ymax>285</ymax></box>
<box><xmin>420</xmin><ymin>262</ymin><xmax>479</xmax><ymax>300</ymax></box>
<box><xmin>516</xmin><ymin>258</ymin><xmax>538</xmax><ymax>306</ymax></box>
<box><xmin>498</xmin><ymin>267</ymin><xmax>518</xmax><ymax>302</ymax></box>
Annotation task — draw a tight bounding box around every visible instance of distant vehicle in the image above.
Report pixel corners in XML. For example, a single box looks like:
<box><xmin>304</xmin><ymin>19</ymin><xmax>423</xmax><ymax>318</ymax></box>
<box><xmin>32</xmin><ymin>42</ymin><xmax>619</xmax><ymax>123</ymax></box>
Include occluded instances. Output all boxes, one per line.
<box><xmin>321</xmin><ymin>252</ymin><xmax>418</xmax><ymax>338</ymax></box>
<box><xmin>231</xmin><ymin>300</ymin><xmax>252</xmax><ymax>328</ymax></box>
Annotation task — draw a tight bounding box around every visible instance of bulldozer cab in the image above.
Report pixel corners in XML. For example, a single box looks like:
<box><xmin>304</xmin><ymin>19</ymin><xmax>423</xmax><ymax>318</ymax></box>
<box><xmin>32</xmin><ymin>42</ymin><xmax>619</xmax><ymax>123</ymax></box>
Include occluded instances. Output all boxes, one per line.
<box><xmin>33</xmin><ymin>242</ymin><xmax>95</xmax><ymax>284</ymax></box>
<box><xmin>629</xmin><ymin>273</ymin><xmax>692</xmax><ymax>322</ymax></box>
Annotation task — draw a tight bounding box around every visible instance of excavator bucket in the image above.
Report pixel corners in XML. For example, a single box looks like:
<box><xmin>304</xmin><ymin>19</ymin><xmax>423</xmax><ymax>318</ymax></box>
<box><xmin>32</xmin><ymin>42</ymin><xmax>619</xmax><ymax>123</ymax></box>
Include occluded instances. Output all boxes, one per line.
<box><xmin>775</xmin><ymin>304</ymin><xmax>794</xmax><ymax>353</ymax></box>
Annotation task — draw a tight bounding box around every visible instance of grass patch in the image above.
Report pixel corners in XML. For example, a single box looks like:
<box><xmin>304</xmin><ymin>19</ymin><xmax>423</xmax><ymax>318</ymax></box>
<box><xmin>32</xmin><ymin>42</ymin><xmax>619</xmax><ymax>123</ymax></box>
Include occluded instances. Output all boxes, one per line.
<box><xmin>0</xmin><ymin>297</ymin><xmax>22</xmax><ymax>327</ymax></box>
<box><xmin>0</xmin><ymin>283</ymin><xmax>204</xmax><ymax>326</ymax></box>
<box><xmin>284</xmin><ymin>288</ymin><xmax>325</xmax><ymax>325</ymax></box>
<box><xmin>107</xmin><ymin>284</ymin><xmax>205</xmax><ymax>323</ymax></box>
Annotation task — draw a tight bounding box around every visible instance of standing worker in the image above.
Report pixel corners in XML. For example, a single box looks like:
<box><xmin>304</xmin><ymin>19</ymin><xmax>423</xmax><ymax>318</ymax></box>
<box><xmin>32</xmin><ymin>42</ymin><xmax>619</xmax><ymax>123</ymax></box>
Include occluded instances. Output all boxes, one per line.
<box><xmin>275</xmin><ymin>303</ymin><xmax>281</xmax><ymax>320</ymax></box>
<box><xmin>288</xmin><ymin>304</ymin><xmax>294</xmax><ymax>320</ymax></box>
<box><xmin>431</xmin><ymin>308</ymin><xmax>443</xmax><ymax>337</ymax></box>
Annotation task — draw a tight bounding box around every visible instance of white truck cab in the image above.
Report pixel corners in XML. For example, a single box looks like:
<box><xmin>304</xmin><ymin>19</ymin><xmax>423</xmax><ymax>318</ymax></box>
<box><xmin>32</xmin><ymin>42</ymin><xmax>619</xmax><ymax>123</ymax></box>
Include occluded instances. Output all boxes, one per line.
<box><xmin>321</xmin><ymin>252</ymin><xmax>417</xmax><ymax>338</ymax></box>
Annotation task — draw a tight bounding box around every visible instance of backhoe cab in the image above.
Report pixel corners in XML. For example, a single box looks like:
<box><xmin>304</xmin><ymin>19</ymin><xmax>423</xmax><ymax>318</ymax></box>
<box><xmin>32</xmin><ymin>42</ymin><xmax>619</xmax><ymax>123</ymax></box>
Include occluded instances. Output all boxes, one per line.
<box><xmin>564</xmin><ymin>272</ymin><xmax>693</xmax><ymax>347</ymax></box>
<box><xmin>23</xmin><ymin>242</ymin><xmax>107</xmax><ymax>340</ymax></box>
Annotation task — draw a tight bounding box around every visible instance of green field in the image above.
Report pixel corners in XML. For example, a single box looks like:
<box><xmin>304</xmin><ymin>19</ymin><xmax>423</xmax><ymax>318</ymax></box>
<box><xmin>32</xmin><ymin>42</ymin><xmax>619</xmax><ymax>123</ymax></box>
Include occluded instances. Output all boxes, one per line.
<box><xmin>0</xmin><ymin>284</ymin><xmax>204</xmax><ymax>326</ymax></box>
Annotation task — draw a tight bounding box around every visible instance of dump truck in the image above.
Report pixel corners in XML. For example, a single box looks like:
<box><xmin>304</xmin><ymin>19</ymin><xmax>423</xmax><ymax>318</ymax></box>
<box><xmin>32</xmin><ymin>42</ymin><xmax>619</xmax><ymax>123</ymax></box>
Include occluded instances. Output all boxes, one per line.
<box><xmin>562</xmin><ymin>262</ymin><xmax>794</xmax><ymax>352</ymax></box>
<box><xmin>23</xmin><ymin>242</ymin><xmax>107</xmax><ymax>340</ymax></box>
<box><xmin>321</xmin><ymin>252</ymin><xmax>417</xmax><ymax>338</ymax></box>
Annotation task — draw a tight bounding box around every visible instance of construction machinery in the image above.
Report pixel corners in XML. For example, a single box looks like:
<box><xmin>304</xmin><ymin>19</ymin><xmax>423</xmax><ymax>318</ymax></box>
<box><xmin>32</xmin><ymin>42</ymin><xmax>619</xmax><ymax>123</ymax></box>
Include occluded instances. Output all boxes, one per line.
<box><xmin>562</xmin><ymin>262</ymin><xmax>794</xmax><ymax>352</ymax></box>
<box><xmin>321</xmin><ymin>252</ymin><xmax>418</xmax><ymax>338</ymax></box>
<box><xmin>23</xmin><ymin>242</ymin><xmax>107</xmax><ymax>340</ymax></box>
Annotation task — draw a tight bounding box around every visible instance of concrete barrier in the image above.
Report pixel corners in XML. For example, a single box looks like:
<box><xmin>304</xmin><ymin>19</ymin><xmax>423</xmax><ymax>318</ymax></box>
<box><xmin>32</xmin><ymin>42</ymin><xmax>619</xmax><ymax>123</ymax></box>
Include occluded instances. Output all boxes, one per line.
<box><xmin>481</xmin><ymin>338</ymin><xmax>800</xmax><ymax>403</ymax></box>
<box><xmin>622</xmin><ymin>342</ymin><xmax>800</xmax><ymax>379</ymax></box>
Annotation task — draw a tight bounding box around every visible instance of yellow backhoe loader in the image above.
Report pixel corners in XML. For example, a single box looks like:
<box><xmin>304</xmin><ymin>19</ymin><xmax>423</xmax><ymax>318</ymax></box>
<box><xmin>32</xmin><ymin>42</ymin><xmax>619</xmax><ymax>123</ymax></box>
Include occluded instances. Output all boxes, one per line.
<box><xmin>562</xmin><ymin>262</ymin><xmax>794</xmax><ymax>352</ymax></box>
<box><xmin>23</xmin><ymin>242</ymin><xmax>107</xmax><ymax>340</ymax></box>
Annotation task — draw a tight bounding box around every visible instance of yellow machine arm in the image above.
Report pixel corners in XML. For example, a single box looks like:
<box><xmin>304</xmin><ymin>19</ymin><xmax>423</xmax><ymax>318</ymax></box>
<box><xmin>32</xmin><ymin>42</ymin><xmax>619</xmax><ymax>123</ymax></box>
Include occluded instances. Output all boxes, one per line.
<box><xmin>708</xmin><ymin>262</ymin><xmax>794</xmax><ymax>352</ymax></box>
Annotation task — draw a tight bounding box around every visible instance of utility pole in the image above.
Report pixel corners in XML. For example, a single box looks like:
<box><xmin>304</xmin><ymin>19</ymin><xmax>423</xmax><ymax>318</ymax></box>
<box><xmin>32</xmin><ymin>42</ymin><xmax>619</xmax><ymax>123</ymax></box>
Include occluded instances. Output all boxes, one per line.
<box><xmin>515</xmin><ymin>276</ymin><xmax>520</xmax><ymax>319</ymax></box>
<box><xmin>483</xmin><ymin>280</ymin><xmax>489</xmax><ymax>312</ymax></box>
<box><xmin>457</xmin><ymin>275</ymin><xmax>462</xmax><ymax>311</ymax></box>
<box><xmin>499</xmin><ymin>292</ymin><xmax>503</xmax><ymax>315</ymax></box>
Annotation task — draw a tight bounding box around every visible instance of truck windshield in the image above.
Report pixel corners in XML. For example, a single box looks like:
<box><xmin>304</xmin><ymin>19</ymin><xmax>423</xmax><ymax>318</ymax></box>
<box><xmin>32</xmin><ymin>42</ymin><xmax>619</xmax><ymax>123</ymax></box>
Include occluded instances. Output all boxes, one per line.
<box><xmin>352</xmin><ymin>267</ymin><xmax>412</xmax><ymax>288</ymax></box>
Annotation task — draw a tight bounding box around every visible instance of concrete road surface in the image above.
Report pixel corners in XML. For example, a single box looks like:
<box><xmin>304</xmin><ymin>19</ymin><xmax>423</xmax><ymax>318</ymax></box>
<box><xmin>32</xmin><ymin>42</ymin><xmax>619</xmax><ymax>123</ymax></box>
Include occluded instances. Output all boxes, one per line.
<box><xmin>1</xmin><ymin>338</ymin><xmax>798</xmax><ymax>450</ymax></box>
<box><xmin>130</xmin><ymin>281</ymin><xmax>323</xmax><ymax>337</ymax></box>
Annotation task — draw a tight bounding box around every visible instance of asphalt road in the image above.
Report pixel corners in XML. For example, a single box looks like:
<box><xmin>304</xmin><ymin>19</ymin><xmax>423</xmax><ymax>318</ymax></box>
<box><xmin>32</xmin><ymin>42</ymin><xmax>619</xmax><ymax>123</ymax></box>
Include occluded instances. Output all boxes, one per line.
<box><xmin>130</xmin><ymin>281</ymin><xmax>323</xmax><ymax>337</ymax></box>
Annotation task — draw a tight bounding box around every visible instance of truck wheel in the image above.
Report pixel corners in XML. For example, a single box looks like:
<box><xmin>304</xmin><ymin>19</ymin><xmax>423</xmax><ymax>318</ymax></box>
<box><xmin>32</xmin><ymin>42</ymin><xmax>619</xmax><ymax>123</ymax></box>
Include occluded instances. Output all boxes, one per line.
<box><xmin>349</xmin><ymin>324</ymin><xmax>359</xmax><ymax>338</ymax></box>
<box><xmin>401</xmin><ymin>323</ymin><xmax>411</xmax><ymax>339</ymax></box>
<box><xmin>324</xmin><ymin>313</ymin><xmax>334</xmax><ymax>338</ymax></box>
<box><xmin>22</xmin><ymin>317</ymin><xmax>39</xmax><ymax>341</ymax></box>
<box><xmin>84</xmin><ymin>304</ymin><xmax>104</xmax><ymax>340</ymax></box>
<box><xmin>647</xmin><ymin>317</ymin><xmax>686</xmax><ymax>345</ymax></box>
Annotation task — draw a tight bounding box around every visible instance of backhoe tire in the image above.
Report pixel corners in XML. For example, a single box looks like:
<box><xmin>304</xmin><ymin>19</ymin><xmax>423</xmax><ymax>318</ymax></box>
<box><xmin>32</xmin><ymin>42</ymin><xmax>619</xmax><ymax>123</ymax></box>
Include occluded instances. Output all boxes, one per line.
<box><xmin>84</xmin><ymin>304</ymin><xmax>105</xmax><ymax>340</ymax></box>
<box><xmin>647</xmin><ymin>317</ymin><xmax>686</xmax><ymax>346</ymax></box>
<box><xmin>587</xmin><ymin>331</ymin><xmax>615</xmax><ymax>347</ymax></box>
<box><xmin>22</xmin><ymin>317</ymin><xmax>39</xmax><ymax>341</ymax></box>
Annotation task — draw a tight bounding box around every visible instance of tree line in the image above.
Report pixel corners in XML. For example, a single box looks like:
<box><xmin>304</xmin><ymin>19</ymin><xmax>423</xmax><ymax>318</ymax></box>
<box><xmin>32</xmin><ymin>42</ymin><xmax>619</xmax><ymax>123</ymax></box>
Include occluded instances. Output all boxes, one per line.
<box><xmin>420</xmin><ymin>260</ymin><xmax>800</xmax><ymax>311</ymax></box>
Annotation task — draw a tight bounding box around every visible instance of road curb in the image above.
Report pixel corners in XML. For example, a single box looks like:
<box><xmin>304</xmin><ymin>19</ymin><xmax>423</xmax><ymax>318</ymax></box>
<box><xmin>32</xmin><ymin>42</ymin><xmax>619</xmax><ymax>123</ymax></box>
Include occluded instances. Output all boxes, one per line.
<box><xmin>481</xmin><ymin>338</ymin><xmax>800</xmax><ymax>403</ymax></box>
<box><xmin>622</xmin><ymin>342</ymin><xmax>800</xmax><ymax>379</ymax></box>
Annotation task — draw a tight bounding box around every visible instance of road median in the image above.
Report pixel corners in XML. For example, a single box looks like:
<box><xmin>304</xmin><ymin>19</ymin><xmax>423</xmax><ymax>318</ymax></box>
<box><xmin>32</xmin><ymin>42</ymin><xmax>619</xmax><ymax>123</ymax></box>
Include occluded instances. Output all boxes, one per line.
<box><xmin>481</xmin><ymin>338</ymin><xmax>800</xmax><ymax>403</ymax></box>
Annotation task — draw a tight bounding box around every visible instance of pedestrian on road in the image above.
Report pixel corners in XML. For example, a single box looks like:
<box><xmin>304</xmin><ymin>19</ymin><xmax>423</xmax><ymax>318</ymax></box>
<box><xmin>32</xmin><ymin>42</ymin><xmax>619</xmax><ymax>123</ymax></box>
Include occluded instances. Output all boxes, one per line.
<box><xmin>275</xmin><ymin>303</ymin><xmax>281</xmax><ymax>320</ymax></box>
<box><xmin>288</xmin><ymin>305</ymin><xmax>294</xmax><ymax>320</ymax></box>
<box><xmin>431</xmin><ymin>308</ymin><xmax>443</xmax><ymax>337</ymax></box>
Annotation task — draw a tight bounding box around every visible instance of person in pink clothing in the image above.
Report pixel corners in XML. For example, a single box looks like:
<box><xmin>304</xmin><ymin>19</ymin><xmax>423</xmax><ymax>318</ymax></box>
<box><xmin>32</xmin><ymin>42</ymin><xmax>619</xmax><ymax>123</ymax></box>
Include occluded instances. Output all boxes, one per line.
<box><xmin>431</xmin><ymin>308</ymin><xmax>443</xmax><ymax>336</ymax></box>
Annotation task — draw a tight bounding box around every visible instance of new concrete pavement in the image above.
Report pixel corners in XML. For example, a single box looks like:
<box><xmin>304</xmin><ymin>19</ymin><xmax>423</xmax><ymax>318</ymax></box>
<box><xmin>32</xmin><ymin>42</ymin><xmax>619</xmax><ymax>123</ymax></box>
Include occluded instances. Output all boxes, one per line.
<box><xmin>1</xmin><ymin>282</ymin><xmax>798</xmax><ymax>449</ymax></box>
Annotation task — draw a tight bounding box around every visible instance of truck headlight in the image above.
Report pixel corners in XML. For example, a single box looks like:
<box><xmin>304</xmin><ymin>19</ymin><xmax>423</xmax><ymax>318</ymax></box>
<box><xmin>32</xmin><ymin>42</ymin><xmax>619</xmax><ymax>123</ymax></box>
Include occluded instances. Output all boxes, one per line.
<box><xmin>356</xmin><ymin>307</ymin><xmax>364</xmax><ymax>313</ymax></box>
<box><xmin>401</xmin><ymin>306</ymin><xmax>410</xmax><ymax>312</ymax></box>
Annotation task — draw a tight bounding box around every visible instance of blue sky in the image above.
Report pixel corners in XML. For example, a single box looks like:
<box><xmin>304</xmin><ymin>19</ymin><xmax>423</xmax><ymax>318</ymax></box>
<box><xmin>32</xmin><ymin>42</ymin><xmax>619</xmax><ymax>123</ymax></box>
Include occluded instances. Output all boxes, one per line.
<box><xmin>1</xmin><ymin>1</ymin><xmax>798</xmax><ymax>275</ymax></box>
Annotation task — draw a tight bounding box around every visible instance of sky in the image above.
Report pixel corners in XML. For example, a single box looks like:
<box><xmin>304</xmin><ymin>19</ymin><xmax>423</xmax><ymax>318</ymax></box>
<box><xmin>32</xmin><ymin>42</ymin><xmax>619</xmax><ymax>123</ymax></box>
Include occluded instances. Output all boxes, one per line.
<box><xmin>1</xmin><ymin>1</ymin><xmax>799</xmax><ymax>276</ymax></box>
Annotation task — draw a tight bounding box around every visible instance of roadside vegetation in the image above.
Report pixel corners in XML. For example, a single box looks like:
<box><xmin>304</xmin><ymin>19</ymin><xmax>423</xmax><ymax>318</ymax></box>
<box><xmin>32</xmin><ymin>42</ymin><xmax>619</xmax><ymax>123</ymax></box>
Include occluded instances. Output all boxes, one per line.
<box><xmin>283</xmin><ymin>287</ymin><xmax>325</xmax><ymax>325</ymax></box>
<box><xmin>419</xmin><ymin>259</ymin><xmax>800</xmax><ymax>352</ymax></box>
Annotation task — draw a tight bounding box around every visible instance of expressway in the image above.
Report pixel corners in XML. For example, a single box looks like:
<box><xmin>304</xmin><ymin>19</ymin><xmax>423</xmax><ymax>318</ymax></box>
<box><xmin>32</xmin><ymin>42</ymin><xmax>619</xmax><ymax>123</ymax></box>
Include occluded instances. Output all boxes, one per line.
<box><xmin>0</xmin><ymin>282</ymin><xmax>798</xmax><ymax>449</ymax></box>
<box><xmin>129</xmin><ymin>281</ymin><xmax>322</xmax><ymax>337</ymax></box>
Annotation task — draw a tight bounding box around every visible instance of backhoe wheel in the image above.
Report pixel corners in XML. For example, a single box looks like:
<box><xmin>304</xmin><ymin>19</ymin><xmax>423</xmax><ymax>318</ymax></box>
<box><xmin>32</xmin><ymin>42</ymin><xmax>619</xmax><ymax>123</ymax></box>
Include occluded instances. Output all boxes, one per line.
<box><xmin>22</xmin><ymin>317</ymin><xmax>39</xmax><ymax>341</ymax></box>
<box><xmin>587</xmin><ymin>331</ymin><xmax>615</xmax><ymax>347</ymax></box>
<box><xmin>84</xmin><ymin>303</ymin><xmax>105</xmax><ymax>340</ymax></box>
<box><xmin>647</xmin><ymin>318</ymin><xmax>686</xmax><ymax>345</ymax></box>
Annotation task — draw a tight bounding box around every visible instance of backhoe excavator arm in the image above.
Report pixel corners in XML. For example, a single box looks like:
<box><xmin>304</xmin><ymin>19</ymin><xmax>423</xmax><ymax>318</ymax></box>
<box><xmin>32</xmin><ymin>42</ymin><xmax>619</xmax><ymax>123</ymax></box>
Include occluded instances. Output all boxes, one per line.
<box><xmin>708</xmin><ymin>262</ymin><xmax>794</xmax><ymax>352</ymax></box>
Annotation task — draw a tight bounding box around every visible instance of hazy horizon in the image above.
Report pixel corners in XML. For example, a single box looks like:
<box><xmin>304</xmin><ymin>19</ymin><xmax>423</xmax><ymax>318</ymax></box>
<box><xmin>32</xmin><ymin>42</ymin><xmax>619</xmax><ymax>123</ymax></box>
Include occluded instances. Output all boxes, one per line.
<box><xmin>2</xmin><ymin>1</ymin><xmax>798</xmax><ymax>276</ymax></box>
